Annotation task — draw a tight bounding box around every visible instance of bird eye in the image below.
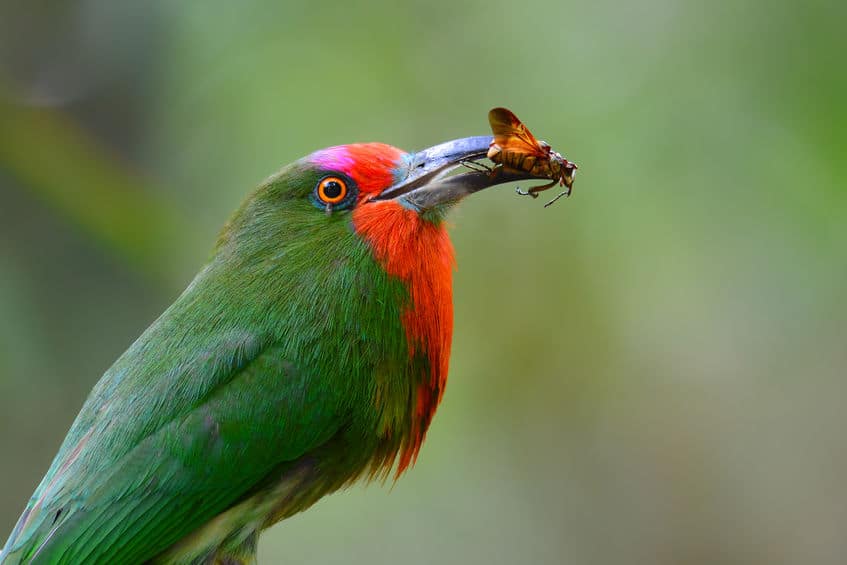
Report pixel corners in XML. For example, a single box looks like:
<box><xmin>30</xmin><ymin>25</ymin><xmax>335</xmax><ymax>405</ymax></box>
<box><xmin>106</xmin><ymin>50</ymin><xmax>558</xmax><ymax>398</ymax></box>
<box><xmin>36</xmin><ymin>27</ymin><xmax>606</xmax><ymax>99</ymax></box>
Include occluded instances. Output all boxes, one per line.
<box><xmin>316</xmin><ymin>177</ymin><xmax>348</xmax><ymax>204</ymax></box>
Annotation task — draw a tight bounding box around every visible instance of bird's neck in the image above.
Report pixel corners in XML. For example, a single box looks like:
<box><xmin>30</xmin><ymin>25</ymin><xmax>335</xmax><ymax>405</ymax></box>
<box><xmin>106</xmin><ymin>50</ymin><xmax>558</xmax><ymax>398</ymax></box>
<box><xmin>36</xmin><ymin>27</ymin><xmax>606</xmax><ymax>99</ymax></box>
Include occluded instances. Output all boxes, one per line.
<box><xmin>353</xmin><ymin>201</ymin><xmax>454</xmax><ymax>474</ymax></box>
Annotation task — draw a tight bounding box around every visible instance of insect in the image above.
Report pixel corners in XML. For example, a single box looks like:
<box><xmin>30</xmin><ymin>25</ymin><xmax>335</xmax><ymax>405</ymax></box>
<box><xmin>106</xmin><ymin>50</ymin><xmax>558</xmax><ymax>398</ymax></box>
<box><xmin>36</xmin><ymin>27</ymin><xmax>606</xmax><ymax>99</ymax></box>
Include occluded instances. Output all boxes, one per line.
<box><xmin>486</xmin><ymin>107</ymin><xmax>578</xmax><ymax>207</ymax></box>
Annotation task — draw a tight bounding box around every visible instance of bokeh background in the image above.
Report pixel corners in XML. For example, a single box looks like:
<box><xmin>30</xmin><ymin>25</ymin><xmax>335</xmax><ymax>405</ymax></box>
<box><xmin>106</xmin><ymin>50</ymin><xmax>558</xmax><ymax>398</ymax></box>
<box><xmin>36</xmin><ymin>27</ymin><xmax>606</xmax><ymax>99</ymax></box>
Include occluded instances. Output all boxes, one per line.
<box><xmin>1</xmin><ymin>1</ymin><xmax>845</xmax><ymax>564</ymax></box>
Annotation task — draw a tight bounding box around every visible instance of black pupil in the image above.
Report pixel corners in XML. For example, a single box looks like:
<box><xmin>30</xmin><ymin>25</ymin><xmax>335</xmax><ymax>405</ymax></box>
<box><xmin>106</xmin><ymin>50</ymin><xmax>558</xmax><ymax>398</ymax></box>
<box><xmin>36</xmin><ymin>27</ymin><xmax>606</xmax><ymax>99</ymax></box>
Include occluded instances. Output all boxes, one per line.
<box><xmin>323</xmin><ymin>180</ymin><xmax>343</xmax><ymax>199</ymax></box>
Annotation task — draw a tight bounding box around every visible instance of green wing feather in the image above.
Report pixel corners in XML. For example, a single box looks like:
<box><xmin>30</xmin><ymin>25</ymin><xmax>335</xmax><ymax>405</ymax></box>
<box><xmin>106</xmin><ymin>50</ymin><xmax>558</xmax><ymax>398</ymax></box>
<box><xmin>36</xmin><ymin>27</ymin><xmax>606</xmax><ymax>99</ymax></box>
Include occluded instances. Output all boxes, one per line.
<box><xmin>1</xmin><ymin>260</ymin><xmax>372</xmax><ymax>562</ymax></box>
<box><xmin>1</xmin><ymin>169</ymin><xmax>414</xmax><ymax>565</ymax></box>
<box><xmin>2</xmin><ymin>315</ymin><xmax>344</xmax><ymax>564</ymax></box>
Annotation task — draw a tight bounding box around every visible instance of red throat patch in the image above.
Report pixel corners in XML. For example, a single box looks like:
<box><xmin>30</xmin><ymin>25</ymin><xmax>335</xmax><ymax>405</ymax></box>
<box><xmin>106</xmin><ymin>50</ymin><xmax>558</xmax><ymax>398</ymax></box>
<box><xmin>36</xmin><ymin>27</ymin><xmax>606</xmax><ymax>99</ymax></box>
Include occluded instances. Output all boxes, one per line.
<box><xmin>352</xmin><ymin>201</ymin><xmax>455</xmax><ymax>475</ymax></box>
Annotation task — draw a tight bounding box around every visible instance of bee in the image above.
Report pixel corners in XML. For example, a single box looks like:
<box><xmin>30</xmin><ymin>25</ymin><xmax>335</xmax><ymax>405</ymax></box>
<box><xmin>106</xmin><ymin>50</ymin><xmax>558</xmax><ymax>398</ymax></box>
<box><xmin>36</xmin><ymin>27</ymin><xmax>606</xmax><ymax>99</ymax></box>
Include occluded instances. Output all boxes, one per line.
<box><xmin>486</xmin><ymin>107</ymin><xmax>578</xmax><ymax>207</ymax></box>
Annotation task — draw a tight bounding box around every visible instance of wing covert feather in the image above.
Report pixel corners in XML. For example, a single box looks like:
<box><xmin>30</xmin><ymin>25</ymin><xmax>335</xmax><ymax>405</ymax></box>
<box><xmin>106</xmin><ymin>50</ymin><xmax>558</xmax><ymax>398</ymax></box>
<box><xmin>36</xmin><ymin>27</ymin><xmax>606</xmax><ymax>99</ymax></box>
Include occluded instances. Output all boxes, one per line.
<box><xmin>2</xmin><ymin>340</ymin><xmax>344</xmax><ymax>565</ymax></box>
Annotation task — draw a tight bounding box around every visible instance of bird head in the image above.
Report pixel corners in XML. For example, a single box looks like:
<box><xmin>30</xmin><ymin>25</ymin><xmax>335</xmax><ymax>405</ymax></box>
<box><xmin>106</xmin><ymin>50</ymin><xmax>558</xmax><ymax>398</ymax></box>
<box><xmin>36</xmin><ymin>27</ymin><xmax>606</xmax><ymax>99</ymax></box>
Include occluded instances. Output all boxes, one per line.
<box><xmin>215</xmin><ymin>135</ymin><xmax>522</xmax><ymax>272</ymax></box>
<box><xmin>222</xmin><ymin>135</ymin><xmax>505</xmax><ymax>220</ymax></box>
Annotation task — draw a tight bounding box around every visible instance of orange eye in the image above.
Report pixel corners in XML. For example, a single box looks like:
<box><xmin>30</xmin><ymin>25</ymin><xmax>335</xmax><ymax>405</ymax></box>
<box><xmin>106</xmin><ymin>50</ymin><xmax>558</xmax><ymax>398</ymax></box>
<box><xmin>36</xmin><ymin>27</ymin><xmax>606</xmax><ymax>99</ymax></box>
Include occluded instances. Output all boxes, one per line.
<box><xmin>316</xmin><ymin>177</ymin><xmax>348</xmax><ymax>204</ymax></box>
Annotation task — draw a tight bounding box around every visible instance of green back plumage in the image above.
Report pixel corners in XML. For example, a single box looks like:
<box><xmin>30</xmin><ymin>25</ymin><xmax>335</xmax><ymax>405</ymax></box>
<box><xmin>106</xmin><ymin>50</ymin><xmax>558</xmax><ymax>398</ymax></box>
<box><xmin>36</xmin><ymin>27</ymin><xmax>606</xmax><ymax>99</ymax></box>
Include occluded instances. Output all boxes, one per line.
<box><xmin>1</xmin><ymin>159</ymin><xmax>432</xmax><ymax>564</ymax></box>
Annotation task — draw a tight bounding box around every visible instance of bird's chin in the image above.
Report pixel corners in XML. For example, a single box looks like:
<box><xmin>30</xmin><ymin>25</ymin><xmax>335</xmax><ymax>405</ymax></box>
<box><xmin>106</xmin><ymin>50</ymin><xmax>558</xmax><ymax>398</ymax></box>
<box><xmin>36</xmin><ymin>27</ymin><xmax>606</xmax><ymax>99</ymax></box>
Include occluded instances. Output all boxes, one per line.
<box><xmin>371</xmin><ymin>136</ymin><xmax>543</xmax><ymax>212</ymax></box>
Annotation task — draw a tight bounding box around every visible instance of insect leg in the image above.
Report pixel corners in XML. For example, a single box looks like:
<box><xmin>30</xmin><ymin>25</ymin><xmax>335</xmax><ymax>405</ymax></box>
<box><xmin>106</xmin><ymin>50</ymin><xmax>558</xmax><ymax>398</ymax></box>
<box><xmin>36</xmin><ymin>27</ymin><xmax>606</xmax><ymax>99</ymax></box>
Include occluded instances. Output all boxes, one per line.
<box><xmin>527</xmin><ymin>179</ymin><xmax>556</xmax><ymax>196</ymax></box>
<box><xmin>460</xmin><ymin>159</ymin><xmax>493</xmax><ymax>173</ymax></box>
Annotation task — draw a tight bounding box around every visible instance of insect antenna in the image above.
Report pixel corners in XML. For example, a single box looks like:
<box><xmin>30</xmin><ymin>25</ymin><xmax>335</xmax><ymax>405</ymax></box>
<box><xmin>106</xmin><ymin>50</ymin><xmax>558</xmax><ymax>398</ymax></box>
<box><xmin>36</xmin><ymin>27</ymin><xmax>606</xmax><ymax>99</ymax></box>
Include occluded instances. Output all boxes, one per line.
<box><xmin>543</xmin><ymin>190</ymin><xmax>570</xmax><ymax>208</ymax></box>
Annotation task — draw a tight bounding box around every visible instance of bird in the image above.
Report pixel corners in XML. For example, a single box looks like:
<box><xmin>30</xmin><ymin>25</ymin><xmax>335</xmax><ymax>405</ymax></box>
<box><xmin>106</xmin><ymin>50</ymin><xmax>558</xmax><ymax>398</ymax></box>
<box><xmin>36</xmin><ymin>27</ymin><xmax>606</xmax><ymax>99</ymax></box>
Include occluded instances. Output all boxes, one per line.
<box><xmin>0</xmin><ymin>134</ymin><xmax>536</xmax><ymax>564</ymax></box>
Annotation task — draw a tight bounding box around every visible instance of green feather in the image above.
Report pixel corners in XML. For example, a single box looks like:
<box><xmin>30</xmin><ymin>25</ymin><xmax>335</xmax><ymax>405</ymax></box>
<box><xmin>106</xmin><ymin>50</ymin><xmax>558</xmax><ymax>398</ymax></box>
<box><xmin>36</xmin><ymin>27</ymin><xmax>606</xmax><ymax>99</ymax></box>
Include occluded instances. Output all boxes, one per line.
<box><xmin>1</xmin><ymin>160</ymin><xmax>428</xmax><ymax>564</ymax></box>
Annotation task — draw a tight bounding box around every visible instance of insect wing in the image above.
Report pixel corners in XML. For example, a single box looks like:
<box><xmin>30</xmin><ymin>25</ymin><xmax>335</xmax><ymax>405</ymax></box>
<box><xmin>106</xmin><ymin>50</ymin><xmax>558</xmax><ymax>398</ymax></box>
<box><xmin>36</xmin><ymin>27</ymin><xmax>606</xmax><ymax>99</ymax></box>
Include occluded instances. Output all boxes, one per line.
<box><xmin>488</xmin><ymin>107</ymin><xmax>544</xmax><ymax>154</ymax></box>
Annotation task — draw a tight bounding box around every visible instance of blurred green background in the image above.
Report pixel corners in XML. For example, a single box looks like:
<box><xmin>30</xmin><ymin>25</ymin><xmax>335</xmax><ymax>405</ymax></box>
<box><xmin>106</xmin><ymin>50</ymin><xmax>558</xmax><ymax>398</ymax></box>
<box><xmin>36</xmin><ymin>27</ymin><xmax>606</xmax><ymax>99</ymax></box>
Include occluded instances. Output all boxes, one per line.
<box><xmin>1</xmin><ymin>1</ymin><xmax>845</xmax><ymax>564</ymax></box>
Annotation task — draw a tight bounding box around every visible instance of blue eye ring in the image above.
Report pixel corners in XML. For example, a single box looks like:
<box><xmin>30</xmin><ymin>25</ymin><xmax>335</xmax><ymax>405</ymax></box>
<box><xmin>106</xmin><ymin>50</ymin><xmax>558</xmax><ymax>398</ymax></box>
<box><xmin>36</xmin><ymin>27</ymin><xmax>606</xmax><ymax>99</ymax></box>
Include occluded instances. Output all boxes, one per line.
<box><xmin>311</xmin><ymin>174</ymin><xmax>358</xmax><ymax>212</ymax></box>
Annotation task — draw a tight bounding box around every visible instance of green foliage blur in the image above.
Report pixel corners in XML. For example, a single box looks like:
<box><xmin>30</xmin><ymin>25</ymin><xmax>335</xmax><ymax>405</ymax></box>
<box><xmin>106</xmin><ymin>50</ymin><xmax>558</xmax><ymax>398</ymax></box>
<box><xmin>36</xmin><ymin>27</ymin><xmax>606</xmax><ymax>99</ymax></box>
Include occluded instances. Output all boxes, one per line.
<box><xmin>1</xmin><ymin>2</ymin><xmax>845</xmax><ymax>563</ymax></box>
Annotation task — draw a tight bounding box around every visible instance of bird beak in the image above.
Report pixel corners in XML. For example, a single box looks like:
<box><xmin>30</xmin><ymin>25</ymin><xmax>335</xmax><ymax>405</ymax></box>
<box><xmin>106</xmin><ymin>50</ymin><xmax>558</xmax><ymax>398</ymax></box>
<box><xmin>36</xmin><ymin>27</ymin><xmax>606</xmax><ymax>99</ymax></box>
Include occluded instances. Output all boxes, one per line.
<box><xmin>373</xmin><ymin>136</ymin><xmax>536</xmax><ymax>211</ymax></box>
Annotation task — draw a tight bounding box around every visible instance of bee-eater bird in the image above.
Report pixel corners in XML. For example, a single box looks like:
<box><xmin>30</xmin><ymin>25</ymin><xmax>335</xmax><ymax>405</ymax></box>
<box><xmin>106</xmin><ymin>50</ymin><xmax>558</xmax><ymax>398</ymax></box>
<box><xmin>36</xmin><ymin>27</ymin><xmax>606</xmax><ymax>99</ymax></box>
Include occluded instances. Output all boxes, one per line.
<box><xmin>0</xmin><ymin>135</ymin><xmax>537</xmax><ymax>564</ymax></box>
